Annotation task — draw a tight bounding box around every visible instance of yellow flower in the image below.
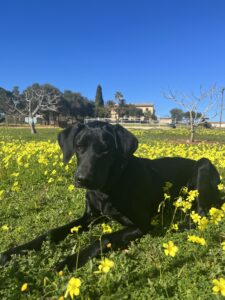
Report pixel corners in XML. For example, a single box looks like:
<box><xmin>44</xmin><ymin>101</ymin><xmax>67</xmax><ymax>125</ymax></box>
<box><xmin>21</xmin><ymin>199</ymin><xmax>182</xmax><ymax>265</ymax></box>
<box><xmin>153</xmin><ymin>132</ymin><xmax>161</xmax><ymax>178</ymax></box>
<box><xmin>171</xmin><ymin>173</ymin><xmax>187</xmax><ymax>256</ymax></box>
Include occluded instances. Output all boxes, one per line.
<box><xmin>171</xmin><ymin>224</ymin><xmax>178</xmax><ymax>231</ymax></box>
<box><xmin>1</xmin><ymin>225</ymin><xmax>9</xmax><ymax>231</ymax></box>
<box><xmin>11</xmin><ymin>172</ymin><xmax>19</xmax><ymax>177</ymax></box>
<box><xmin>59</xmin><ymin>297</ymin><xmax>64</xmax><ymax>300</ymax></box>
<box><xmin>163</xmin><ymin>181</ymin><xmax>173</xmax><ymax>192</ymax></box>
<box><xmin>101</xmin><ymin>223</ymin><xmax>112</xmax><ymax>233</ymax></box>
<box><xmin>48</xmin><ymin>177</ymin><xmax>54</xmax><ymax>184</ymax></box>
<box><xmin>197</xmin><ymin>216</ymin><xmax>209</xmax><ymax>231</ymax></box>
<box><xmin>64</xmin><ymin>277</ymin><xmax>81</xmax><ymax>299</ymax></box>
<box><xmin>209</xmin><ymin>207</ymin><xmax>224</xmax><ymax>225</ymax></box>
<box><xmin>164</xmin><ymin>193</ymin><xmax>170</xmax><ymax>200</ymax></box>
<box><xmin>70</xmin><ymin>225</ymin><xmax>82</xmax><ymax>234</ymax></box>
<box><xmin>212</xmin><ymin>278</ymin><xmax>225</xmax><ymax>296</ymax></box>
<box><xmin>11</xmin><ymin>181</ymin><xmax>20</xmax><ymax>192</ymax></box>
<box><xmin>21</xmin><ymin>283</ymin><xmax>28</xmax><ymax>292</ymax></box>
<box><xmin>163</xmin><ymin>241</ymin><xmax>178</xmax><ymax>257</ymax></box>
<box><xmin>0</xmin><ymin>190</ymin><xmax>5</xmax><ymax>200</ymax></box>
<box><xmin>218</xmin><ymin>183</ymin><xmax>224</xmax><ymax>191</ymax></box>
<box><xmin>187</xmin><ymin>190</ymin><xmax>199</xmax><ymax>202</ymax></box>
<box><xmin>221</xmin><ymin>203</ymin><xmax>225</xmax><ymax>212</ymax></box>
<box><xmin>95</xmin><ymin>258</ymin><xmax>115</xmax><ymax>273</ymax></box>
<box><xmin>181</xmin><ymin>201</ymin><xmax>192</xmax><ymax>212</ymax></box>
<box><xmin>190</xmin><ymin>211</ymin><xmax>201</xmax><ymax>224</ymax></box>
<box><xmin>180</xmin><ymin>186</ymin><xmax>188</xmax><ymax>195</ymax></box>
<box><xmin>221</xmin><ymin>241</ymin><xmax>225</xmax><ymax>251</ymax></box>
<box><xmin>58</xmin><ymin>270</ymin><xmax>64</xmax><ymax>276</ymax></box>
<box><xmin>173</xmin><ymin>196</ymin><xmax>183</xmax><ymax>208</ymax></box>
<box><xmin>187</xmin><ymin>235</ymin><xmax>206</xmax><ymax>246</ymax></box>
<box><xmin>68</xmin><ymin>185</ymin><xmax>75</xmax><ymax>192</ymax></box>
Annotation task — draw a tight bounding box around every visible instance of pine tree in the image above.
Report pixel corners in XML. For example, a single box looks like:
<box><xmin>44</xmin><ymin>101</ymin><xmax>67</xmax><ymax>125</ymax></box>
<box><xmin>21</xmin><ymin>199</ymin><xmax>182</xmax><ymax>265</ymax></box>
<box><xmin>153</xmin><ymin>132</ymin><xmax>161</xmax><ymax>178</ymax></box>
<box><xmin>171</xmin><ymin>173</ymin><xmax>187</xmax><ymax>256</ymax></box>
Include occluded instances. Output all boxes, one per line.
<box><xmin>95</xmin><ymin>85</ymin><xmax>104</xmax><ymax>107</ymax></box>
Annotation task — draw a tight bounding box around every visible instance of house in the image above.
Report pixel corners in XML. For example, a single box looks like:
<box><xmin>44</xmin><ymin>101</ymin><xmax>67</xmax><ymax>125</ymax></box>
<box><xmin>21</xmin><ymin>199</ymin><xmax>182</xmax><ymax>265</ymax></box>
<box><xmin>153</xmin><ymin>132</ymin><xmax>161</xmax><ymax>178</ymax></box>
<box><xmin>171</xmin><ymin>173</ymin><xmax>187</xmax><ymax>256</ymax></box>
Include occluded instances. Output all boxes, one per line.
<box><xmin>110</xmin><ymin>103</ymin><xmax>155</xmax><ymax>121</ymax></box>
<box><xmin>135</xmin><ymin>103</ymin><xmax>155</xmax><ymax>115</ymax></box>
<box><xmin>210</xmin><ymin>122</ymin><xmax>225</xmax><ymax>128</ymax></box>
<box><xmin>159</xmin><ymin>117</ymin><xmax>173</xmax><ymax>125</ymax></box>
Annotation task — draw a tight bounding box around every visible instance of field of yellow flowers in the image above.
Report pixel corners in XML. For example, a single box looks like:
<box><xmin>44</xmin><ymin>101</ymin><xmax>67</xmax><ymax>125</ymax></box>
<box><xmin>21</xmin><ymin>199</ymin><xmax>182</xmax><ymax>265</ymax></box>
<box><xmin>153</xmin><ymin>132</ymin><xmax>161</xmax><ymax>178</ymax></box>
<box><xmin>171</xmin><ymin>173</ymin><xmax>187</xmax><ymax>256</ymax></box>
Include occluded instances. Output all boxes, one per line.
<box><xmin>0</xmin><ymin>127</ymin><xmax>225</xmax><ymax>299</ymax></box>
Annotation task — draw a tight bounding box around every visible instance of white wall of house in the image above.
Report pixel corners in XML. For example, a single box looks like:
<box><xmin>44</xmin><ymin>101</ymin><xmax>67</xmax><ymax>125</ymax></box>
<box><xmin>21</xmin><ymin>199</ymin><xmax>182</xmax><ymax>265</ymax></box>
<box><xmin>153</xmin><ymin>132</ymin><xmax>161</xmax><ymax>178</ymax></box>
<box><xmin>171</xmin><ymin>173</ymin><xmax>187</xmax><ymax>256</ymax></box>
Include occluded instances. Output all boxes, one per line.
<box><xmin>159</xmin><ymin>117</ymin><xmax>172</xmax><ymax>124</ymax></box>
<box><xmin>211</xmin><ymin>122</ymin><xmax>225</xmax><ymax>128</ymax></box>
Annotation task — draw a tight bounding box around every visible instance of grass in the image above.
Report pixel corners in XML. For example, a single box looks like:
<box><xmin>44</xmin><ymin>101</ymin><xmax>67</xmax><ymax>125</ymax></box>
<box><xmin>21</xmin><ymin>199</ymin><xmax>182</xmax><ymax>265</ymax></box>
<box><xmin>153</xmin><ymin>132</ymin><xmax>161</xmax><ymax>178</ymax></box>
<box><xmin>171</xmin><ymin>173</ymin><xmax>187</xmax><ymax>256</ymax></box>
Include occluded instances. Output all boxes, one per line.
<box><xmin>0</xmin><ymin>126</ymin><xmax>225</xmax><ymax>299</ymax></box>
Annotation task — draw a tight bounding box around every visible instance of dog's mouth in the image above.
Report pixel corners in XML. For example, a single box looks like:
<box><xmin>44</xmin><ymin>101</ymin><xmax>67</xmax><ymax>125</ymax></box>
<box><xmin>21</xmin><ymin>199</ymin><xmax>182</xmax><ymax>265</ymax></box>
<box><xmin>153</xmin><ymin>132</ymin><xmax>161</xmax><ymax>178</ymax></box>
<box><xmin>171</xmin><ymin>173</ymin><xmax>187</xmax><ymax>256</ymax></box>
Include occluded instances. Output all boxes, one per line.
<box><xmin>75</xmin><ymin>180</ymin><xmax>99</xmax><ymax>190</ymax></box>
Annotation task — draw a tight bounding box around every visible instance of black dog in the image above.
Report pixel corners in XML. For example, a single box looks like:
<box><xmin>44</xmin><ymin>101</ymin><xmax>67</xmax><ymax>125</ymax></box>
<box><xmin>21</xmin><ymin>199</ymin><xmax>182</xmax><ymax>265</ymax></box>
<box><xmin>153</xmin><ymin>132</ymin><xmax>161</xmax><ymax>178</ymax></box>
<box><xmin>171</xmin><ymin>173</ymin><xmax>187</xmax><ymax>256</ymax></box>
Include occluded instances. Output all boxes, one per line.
<box><xmin>0</xmin><ymin>121</ymin><xmax>221</xmax><ymax>270</ymax></box>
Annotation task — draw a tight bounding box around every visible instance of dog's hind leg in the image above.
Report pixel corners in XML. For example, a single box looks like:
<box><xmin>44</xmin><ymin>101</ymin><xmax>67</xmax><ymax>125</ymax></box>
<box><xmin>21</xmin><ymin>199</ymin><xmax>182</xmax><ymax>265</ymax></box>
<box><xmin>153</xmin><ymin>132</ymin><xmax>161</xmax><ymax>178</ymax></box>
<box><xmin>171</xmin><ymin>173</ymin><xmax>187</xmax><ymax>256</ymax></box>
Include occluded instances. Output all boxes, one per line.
<box><xmin>190</xmin><ymin>158</ymin><xmax>220</xmax><ymax>215</ymax></box>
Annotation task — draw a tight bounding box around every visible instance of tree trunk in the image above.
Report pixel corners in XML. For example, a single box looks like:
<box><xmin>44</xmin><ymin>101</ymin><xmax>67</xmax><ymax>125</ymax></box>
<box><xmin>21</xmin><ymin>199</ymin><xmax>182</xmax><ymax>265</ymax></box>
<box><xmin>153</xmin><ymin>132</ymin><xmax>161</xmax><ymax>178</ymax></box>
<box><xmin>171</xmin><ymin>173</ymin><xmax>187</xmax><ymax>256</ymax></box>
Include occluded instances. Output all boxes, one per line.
<box><xmin>30</xmin><ymin>119</ymin><xmax>37</xmax><ymax>134</ymax></box>
<box><xmin>190</xmin><ymin>123</ymin><xmax>195</xmax><ymax>142</ymax></box>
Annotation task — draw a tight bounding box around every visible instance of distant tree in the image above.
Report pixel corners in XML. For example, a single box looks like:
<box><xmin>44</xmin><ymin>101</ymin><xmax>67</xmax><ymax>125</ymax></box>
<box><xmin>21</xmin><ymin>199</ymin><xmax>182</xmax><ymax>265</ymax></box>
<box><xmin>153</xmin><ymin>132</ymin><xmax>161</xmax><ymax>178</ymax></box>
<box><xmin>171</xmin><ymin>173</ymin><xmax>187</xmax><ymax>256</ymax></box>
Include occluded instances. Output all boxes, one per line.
<box><xmin>125</xmin><ymin>105</ymin><xmax>143</xmax><ymax>117</ymax></box>
<box><xmin>183</xmin><ymin>111</ymin><xmax>202</xmax><ymax>123</ymax></box>
<box><xmin>106</xmin><ymin>100</ymin><xmax>116</xmax><ymax>107</ymax></box>
<box><xmin>63</xmin><ymin>90</ymin><xmax>94</xmax><ymax>121</ymax></box>
<box><xmin>95</xmin><ymin>85</ymin><xmax>104</xmax><ymax>117</ymax></box>
<box><xmin>0</xmin><ymin>87</ymin><xmax>14</xmax><ymax>114</ymax></box>
<box><xmin>170</xmin><ymin>108</ymin><xmax>184</xmax><ymax>122</ymax></box>
<box><xmin>165</xmin><ymin>85</ymin><xmax>218</xmax><ymax>142</ymax></box>
<box><xmin>144</xmin><ymin>110</ymin><xmax>157</xmax><ymax>121</ymax></box>
<box><xmin>115</xmin><ymin>91</ymin><xmax>126</xmax><ymax>118</ymax></box>
<box><xmin>12</xmin><ymin>86</ymin><xmax>20</xmax><ymax>97</ymax></box>
<box><xmin>115</xmin><ymin>91</ymin><xmax>124</xmax><ymax>103</ymax></box>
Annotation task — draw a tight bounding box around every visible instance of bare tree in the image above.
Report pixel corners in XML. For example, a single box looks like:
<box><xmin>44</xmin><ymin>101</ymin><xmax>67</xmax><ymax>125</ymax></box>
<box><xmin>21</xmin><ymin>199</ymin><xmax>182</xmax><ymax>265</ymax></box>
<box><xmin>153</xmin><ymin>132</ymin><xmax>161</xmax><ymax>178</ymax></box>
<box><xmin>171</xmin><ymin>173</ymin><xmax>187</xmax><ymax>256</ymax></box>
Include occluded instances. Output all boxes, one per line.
<box><xmin>164</xmin><ymin>86</ymin><xmax>218</xmax><ymax>142</ymax></box>
<box><xmin>219</xmin><ymin>87</ymin><xmax>225</xmax><ymax>128</ymax></box>
<box><xmin>9</xmin><ymin>84</ymin><xmax>61</xmax><ymax>133</ymax></box>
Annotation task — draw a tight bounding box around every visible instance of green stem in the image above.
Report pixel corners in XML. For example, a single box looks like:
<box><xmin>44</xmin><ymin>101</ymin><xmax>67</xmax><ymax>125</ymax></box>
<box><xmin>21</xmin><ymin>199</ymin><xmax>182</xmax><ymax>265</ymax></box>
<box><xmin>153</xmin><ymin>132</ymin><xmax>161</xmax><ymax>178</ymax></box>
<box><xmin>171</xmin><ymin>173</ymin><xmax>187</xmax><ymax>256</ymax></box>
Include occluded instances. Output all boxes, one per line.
<box><xmin>75</xmin><ymin>236</ymin><xmax>80</xmax><ymax>274</ymax></box>
<box><xmin>99</xmin><ymin>234</ymin><xmax>103</xmax><ymax>259</ymax></box>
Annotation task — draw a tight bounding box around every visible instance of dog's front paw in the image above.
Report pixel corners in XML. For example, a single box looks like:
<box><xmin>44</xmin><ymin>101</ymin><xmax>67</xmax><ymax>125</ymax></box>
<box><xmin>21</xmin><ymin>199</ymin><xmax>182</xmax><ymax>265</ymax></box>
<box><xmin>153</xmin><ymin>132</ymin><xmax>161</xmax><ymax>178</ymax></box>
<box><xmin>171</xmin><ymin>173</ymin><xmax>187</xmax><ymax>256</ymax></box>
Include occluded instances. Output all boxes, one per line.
<box><xmin>55</xmin><ymin>259</ymin><xmax>68</xmax><ymax>272</ymax></box>
<box><xmin>55</xmin><ymin>255</ymin><xmax>77</xmax><ymax>272</ymax></box>
<box><xmin>55</xmin><ymin>252</ymin><xmax>89</xmax><ymax>272</ymax></box>
<box><xmin>0</xmin><ymin>251</ymin><xmax>11</xmax><ymax>266</ymax></box>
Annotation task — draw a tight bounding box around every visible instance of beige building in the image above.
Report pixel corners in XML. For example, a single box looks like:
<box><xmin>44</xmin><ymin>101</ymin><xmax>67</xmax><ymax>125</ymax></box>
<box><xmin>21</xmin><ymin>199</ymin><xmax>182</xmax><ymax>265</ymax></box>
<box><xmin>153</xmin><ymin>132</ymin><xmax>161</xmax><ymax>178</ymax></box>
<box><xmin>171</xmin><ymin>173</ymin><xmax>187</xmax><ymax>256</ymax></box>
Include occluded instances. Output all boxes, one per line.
<box><xmin>210</xmin><ymin>122</ymin><xmax>225</xmax><ymax>128</ymax></box>
<box><xmin>159</xmin><ymin>117</ymin><xmax>173</xmax><ymax>124</ymax></box>
<box><xmin>110</xmin><ymin>103</ymin><xmax>155</xmax><ymax>121</ymax></box>
<box><xmin>135</xmin><ymin>103</ymin><xmax>155</xmax><ymax>115</ymax></box>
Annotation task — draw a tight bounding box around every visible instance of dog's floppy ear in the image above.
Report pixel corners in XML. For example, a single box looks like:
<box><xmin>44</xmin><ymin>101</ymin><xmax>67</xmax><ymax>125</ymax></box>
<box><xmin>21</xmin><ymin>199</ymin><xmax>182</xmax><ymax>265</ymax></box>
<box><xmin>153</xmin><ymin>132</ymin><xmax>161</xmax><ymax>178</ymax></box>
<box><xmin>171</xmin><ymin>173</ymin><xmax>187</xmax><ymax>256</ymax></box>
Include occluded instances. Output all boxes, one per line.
<box><xmin>114</xmin><ymin>124</ymin><xmax>138</xmax><ymax>157</ymax></box>
<box><xmin>58</xmin><ymin>123</ymin><xmax>84</xmax><ymax>163</ymax></box>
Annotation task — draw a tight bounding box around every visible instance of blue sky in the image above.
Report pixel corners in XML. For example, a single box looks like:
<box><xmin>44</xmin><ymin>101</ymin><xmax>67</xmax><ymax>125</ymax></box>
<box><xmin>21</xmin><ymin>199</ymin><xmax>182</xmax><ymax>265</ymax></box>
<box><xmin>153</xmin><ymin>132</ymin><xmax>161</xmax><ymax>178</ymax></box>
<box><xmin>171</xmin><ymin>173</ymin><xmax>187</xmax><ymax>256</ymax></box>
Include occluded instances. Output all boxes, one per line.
<box><xmin>0</xmin><ymin>0</ymin><xmax>225</xmax><ymax>118</ymax></box>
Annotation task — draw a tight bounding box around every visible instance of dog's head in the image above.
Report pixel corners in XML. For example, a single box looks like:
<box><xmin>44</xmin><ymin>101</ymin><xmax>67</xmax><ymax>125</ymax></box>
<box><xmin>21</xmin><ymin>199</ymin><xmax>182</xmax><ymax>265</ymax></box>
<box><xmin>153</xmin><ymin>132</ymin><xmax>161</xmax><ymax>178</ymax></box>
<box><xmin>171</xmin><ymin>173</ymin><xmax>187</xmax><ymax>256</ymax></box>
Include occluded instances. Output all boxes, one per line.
<box><xmin>58</xmin><ymin>121</ymin><xmax>138</xmax><ymax>190</ymax></box>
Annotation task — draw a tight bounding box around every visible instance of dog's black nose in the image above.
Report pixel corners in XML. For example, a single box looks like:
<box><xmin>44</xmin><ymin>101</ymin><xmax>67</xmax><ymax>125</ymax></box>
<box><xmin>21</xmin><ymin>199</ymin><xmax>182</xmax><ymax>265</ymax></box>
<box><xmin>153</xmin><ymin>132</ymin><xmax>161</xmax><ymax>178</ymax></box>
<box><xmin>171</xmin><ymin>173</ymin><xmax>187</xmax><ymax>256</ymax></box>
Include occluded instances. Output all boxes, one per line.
<box><xmin>76</xmin><ymin>174</ymin><xmax>91</xmax><ymax>187</ymax></box>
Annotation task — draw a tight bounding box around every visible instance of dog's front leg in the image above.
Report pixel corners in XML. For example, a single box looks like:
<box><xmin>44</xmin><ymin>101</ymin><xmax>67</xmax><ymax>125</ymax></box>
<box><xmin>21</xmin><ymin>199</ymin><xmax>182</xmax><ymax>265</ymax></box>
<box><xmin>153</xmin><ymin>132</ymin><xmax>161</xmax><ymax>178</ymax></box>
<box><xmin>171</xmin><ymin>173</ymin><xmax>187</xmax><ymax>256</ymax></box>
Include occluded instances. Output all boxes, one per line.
<box><xmin>0</xmin><ymin>213</ymin><xmax>94</xmax><ymax>266</ymax></box>
<box><xmin>56</xmin><ymin>226</ymin><xmax>144</xmax><ymax>271</ymax></box>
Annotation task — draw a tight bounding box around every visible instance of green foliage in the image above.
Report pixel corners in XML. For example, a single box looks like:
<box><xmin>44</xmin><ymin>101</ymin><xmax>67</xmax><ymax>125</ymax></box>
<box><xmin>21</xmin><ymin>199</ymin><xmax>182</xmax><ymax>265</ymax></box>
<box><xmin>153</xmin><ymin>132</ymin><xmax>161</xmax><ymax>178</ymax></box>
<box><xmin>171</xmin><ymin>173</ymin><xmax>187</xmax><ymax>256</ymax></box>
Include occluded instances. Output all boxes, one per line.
<box><xmin>170</xmin><ymin>108</ymin><xmax>184</xmax><ymax>122</ymax></box>
<box><xmin>63</xmin><ymin>90</ymin><xmax>94</xmax><ymax>120</ymax></box>
<box><xmin>95</xmin><ymin>85</ymin><xmax>104</xmax><ymax>107</ymax></box>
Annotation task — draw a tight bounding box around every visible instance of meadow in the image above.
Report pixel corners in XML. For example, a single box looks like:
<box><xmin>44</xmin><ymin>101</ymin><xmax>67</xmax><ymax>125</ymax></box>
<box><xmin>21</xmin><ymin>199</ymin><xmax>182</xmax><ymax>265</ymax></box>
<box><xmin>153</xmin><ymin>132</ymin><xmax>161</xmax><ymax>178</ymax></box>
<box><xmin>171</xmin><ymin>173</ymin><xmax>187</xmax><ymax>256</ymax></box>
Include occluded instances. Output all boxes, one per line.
<box><xmin>0</xmin><ymin>126</ymin><xmax>225</xmax><ymax>300</ymax></box>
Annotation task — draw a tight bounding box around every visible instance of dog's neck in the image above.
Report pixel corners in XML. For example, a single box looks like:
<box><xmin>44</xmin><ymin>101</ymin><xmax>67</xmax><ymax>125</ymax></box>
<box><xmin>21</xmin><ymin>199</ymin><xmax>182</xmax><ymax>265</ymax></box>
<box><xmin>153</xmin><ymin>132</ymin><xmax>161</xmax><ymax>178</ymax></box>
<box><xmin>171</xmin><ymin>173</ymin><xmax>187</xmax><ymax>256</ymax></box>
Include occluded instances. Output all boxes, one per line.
<box><xmin>100</xmin><ymin>156</ymin><xmax>131</xmax><ymax>194</ymax></box>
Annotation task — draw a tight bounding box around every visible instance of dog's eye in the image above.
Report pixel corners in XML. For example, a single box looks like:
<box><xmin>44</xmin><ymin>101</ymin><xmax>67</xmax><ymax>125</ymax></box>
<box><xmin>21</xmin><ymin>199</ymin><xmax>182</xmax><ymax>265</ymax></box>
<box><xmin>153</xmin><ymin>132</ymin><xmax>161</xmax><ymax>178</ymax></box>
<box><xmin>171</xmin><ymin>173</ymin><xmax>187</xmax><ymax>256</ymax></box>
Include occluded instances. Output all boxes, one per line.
<box><xmin>76</xmin><ymin>144</ymin><xmax>84</xmax><ymax>150</ymax></box>
<box><xmin>100</xmin><ymin>146</ymin><xmax>109</xmax><ymax>153</ymax></box>
<box><xmin>102</xmin><ymin>149</ymin><xmax>109</xmax><ymax>154</ymax></box>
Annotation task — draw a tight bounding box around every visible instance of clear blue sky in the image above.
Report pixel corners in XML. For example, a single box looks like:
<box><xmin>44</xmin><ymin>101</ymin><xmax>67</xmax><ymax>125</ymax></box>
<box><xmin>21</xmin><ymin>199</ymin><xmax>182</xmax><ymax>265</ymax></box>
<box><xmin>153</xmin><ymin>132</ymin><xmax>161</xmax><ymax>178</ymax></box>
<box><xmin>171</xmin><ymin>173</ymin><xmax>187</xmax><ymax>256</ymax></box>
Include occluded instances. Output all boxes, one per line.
<box><xmin>0</xmin><ymin>0</ymin><xmax>225</xmax><ymax>117</ymax></box>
